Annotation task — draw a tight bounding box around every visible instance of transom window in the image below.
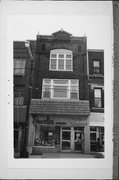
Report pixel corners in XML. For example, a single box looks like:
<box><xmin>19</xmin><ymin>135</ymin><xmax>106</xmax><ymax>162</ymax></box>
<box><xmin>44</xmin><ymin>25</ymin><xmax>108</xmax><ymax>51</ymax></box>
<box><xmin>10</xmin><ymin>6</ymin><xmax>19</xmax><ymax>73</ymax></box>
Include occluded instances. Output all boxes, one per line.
<box><xmin>42</xmin><ymin>79</ymin><xmax>79</xmax><ymax>100</ymax></box>
<box><xmin>93</xmin><ymin>60</ymin><xmax>100</xmax><ymax>74</ymax></box>
<box><xmin>94</xmin><ymin>89</ymin><xmax>102</xmax><ymax>108</ymax></box>
<box><xmin>14</xmin><ymin>58</ymin><xmax>26</xmax><ymax>75</ymax></box>
<box><xmin>50</xmin><ymin>49</ymin><xmax>73</xmax><ymax>71</ymax></box>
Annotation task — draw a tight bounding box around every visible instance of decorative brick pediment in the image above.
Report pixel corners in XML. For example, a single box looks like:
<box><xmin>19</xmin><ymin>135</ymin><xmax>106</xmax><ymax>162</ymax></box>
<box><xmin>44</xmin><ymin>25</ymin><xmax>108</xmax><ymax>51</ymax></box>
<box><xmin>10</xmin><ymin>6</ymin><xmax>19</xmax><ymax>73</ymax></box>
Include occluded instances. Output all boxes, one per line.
<box><xmin>52</xmin><ymin>29</ymin><xmax>72</xmax><ymax>39</ymax></box>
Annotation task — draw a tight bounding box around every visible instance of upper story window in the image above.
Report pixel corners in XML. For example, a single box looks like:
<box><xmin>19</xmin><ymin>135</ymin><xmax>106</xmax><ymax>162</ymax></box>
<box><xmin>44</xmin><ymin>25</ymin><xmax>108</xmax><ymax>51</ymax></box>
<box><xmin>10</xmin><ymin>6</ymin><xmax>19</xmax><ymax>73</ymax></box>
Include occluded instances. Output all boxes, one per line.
<box><xmin>14</xmin><ymin>86</ymin><xmax>24</xmax><ymax>105</ymax></box>
<box><xmin>93</xmin><ymin>60</ymin><xmax>100</xmax><ymax>74</ymax></box>
<box><xmin>42</xmin><ymin>79</ymin><xmax>79</xmax><ymax>100</ymax></box>
<box><xmin>14</xmin><ymin>58</ymin><xmax>26</xmax><ymax>75</ymax></box>
<box><xmin>42</xmin><ymin>44</ymin><xmax>45</xmax><ymax>51</ymax></box>
<box><xmin>94</xmin><ymin>88</ymin><xmax>102</xmax><ymax>108</ymax></box>
<box><xmin>49</xmin><ymin>49</ymin><xmax>73</xmax><ymax>71</ymax></box>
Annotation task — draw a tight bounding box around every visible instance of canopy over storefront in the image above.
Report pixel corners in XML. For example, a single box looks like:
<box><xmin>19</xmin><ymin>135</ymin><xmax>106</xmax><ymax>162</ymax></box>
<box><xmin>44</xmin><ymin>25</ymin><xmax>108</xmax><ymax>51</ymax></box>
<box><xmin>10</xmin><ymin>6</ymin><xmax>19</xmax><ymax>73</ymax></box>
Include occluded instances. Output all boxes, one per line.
<box><xmin>30</xmin><ymin>99</ymin><xmax>90</xmax><ymax>116</ymax></box>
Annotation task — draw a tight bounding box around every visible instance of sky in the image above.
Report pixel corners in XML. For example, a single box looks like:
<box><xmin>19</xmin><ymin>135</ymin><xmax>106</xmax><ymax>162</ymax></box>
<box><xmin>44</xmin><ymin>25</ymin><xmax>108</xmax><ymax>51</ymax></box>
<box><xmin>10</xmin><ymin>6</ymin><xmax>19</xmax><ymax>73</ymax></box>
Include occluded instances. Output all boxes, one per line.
<box><xmin>9</xmin><ymin>15</ymin><xmax>111</xmax><ymax>50</ymax></box>
<box><xmin>7</xmin><ymin>1</ymin><xmax>112</xmax><ymax>50</ymax></box>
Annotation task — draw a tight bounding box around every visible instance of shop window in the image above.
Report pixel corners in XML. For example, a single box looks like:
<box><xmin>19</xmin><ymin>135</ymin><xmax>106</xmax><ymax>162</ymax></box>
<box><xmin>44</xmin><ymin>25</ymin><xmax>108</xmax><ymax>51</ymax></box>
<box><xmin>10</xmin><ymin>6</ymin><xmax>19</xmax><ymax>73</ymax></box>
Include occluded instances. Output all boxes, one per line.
<box><xmin>93</xmin><ymin>60</ymin><xmax>100</xmax><ymax>74</ymax></box>
<box><xmin>14</xmin><ymin>58</ymin><xmax>26</xmax><ymax>75</ymax></box>
<box><xmin>42</xmin><ymin>79</ymin><xmax>79</xmax><ymax>100</ymax></box>
<box><xmin>90</xmin><ymin>126</ymin><xmax>104</xmax><ymax>152</ymax></box>
<box><xmin>49</xmin><ymin>49</ymin><xmax>73</xmax><ymax>71</ymax></box>
<box><xmin>34</xmin><ymin>126</ymin><xmax>60</xmax><ymax>147</ymax></box>
<box><xmin>94</xmin><ymin>88</ymin><xmax>102</xmax><ymax>108</ymax></box>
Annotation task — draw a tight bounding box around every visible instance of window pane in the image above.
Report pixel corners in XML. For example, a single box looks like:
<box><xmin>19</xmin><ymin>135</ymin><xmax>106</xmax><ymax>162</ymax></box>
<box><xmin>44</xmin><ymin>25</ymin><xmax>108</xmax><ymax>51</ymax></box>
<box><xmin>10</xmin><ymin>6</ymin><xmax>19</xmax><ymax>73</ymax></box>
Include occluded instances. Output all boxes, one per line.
<box><xmin>94</xmin><ymin>89</ymin><xmax>101</xmax><ymax>97</ymax></box>
<box><xmin>62</xmin><ymin>131</ymin><xmax>71</xmax><ymax>140</ymax></box>
<box><xmin>70</xmin><ymin>86</ymin><xmax>78</xmax><ymax>91</ymax></box>
<box><xmin>95</xmin><ymin>98</ymin><xmax>101</xmax><ymax>108</ymax></box>
<box><xmin>93</xmin><ymin>61</ymin><xmax>100</xmax><ymax>67</ymax></box>
<box><xmin>70</xmin><ymin>80</ymin><xmax>78</xmax><ymax>85</ymax></box>
<box><xmin>43</xmin><ymin>79</ymin><xmax>51</xmax><ymax>84</ymax></box>
<box><xmin>51</xmin><ymin>54</ymin><xmax>57</xmax><ymax>58</ymax></box>
<box><xmin>70</xmin><ymin>92</ymin><xmax>78</xmax><ymax>99</ymax></box>
<box><xmin>90</xmin><ymin>127</ymin><xmax>97</xmax><ymax>131</ymax></box>
<box><xmin>94</xmin><ymin>67</ymin><xmax>100</xmax><ymax>74</ymax></box>
<box><xmin>53</xmin><ymin>86</ymin><xmax>67</xmax><ymax>98</ymax></box>
<box><xmin>58</xmin><ymin>54</ymin><xmax>64</xmax><ymax>58</ymax></box>
<box><xmin>50</xmin><ymin>59</ymin><xmax>56</xmax><ymax>70</ymax></box>
<box><xmin>66</xmin><ymin>54</ymin><xmax>71</xmax><ymax>58</ymax></box>
<box><xmin>43</xmin><ymin>91</ymin><xmax>51</xmax><ymax>98</ymax></box>
<box><xmin>66</xmin><ymin>59</ymin><xmax>72</xmax><ymax>70</ymax></box>
<box><xmin>53</xmin><ymin>79</ymin><xmax>68</xmax><ymax>84</ymax></box>
<box><xmin>14</xmin><ymin>59</ymin><xmax>26</xmax><ymax>74</ymax></box>
<box><xmin>58</xmin><ymin>59</ymin><xmax>64</xmax><ymax>70</ymax></box>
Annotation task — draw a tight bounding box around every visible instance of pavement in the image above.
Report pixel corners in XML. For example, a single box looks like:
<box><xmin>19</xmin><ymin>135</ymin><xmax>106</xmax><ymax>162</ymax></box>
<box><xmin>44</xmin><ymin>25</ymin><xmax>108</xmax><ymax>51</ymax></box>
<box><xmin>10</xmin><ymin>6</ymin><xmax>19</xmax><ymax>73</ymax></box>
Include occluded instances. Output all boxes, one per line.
<box><xmin>29</xmin><ymin>152</ymin><xmax>97</xmax><ymax>158</ymax></box>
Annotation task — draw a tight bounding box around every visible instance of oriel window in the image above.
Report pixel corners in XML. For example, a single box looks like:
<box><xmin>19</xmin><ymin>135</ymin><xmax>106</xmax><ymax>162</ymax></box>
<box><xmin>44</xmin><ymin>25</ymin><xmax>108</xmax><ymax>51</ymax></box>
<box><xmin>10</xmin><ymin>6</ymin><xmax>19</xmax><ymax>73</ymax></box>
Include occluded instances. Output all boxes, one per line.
<box><xmin>42</xmin><ymin>79</ymin><xmax>79</xmax><ymax>100</ymax></box>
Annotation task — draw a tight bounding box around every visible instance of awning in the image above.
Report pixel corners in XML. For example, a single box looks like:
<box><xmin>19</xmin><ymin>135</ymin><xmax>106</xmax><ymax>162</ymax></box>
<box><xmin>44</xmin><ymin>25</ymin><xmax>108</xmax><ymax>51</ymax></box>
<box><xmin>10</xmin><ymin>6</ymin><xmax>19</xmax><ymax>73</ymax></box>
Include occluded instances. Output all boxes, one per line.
<box><xmin>30</xmin><ymin>99</ymin><xmax>90</xmax><ymax>116</ymax></box>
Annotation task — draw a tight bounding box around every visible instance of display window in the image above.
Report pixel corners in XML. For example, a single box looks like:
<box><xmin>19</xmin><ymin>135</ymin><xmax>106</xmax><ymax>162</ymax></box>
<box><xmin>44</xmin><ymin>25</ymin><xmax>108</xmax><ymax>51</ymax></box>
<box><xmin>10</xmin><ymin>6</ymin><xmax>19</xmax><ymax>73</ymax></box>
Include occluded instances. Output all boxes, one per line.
<box><xmin>34</xmin><ymin>126</ymin><xmax>60</xmax><ymax>147</ymax></box>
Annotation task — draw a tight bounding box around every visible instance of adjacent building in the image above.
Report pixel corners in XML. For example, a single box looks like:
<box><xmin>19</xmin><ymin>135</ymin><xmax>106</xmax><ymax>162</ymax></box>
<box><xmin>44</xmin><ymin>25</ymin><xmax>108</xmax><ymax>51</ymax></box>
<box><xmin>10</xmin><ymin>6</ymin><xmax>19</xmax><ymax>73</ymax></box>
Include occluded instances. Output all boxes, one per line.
<box><xmin>88</xmin><ymin>49</ymin><xmax>104</xmax><ymax>152</ymax></box>
<box><xmin>14</xmin><ymin>41</ymin><xmax>36</xmax><ymax>157</ymax></box>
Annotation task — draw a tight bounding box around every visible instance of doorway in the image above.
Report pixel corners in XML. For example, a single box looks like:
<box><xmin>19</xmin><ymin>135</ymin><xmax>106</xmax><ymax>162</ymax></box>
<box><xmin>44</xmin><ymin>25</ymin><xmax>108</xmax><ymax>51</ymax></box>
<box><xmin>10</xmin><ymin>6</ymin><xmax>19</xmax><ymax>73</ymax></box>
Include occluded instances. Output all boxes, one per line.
<box><xmin>61</xmin><ymin>126</ymin><xmax>84</xmax><ymax>152</ymax></box>
<box><xmin>61</xmin><ymin>127</ymin><xmax>71</xmax><ymax>151</ymax></box>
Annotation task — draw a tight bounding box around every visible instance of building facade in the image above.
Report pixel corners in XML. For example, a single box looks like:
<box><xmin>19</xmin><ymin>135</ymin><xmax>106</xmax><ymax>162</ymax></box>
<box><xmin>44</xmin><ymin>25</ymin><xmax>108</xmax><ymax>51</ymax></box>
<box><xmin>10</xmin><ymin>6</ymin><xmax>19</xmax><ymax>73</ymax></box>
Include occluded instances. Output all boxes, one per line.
<box><xmin>14</xmin><ymin>41</ymin><xmax>36</xmax><ymax>157</ymax></box>
<box><xmin>88</xmin><ymin>49</ymin><xmax>104</xmax><ymax>152</ymax></box>
<box><xmin>27</xmin><ymin>30</ymin><xmax>91</xmax><ymax>154</ymax></box>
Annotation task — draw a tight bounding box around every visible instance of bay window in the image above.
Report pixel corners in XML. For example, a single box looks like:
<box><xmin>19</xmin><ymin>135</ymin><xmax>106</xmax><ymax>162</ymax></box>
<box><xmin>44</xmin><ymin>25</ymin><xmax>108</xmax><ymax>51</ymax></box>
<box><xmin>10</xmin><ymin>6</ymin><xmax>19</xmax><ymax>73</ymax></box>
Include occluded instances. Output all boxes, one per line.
<box><xmin>42</xmin><ymin>79</ymin><xmax>79</xmax><ymax>100</ymax></box>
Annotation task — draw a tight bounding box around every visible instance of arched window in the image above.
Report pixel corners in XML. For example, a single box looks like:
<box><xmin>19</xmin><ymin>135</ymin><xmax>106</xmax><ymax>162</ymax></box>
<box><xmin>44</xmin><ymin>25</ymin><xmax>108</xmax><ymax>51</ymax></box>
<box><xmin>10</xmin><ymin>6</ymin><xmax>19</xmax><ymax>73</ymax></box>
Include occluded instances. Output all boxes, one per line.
<box><xmin>49</xmin><ymin>49</ymin><xmax>73</xmax><ymax>71</ymax></box>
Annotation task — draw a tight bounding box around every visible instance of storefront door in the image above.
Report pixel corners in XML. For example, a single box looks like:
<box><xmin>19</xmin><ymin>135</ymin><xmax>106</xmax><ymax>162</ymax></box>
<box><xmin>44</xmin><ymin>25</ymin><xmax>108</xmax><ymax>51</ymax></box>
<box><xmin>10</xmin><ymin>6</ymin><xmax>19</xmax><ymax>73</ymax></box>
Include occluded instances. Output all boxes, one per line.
<box><xmin>74</xmin><ymin>131</ymin><xmax>83</xmax><ymax>151</ymax></box>
<box><xmin>61</xmin><ymin>127</ymin><xmax>84</xmax><ymax>152</ymax></box>
<box><xmin>61</xmin><ymin>127</ymin><xmax>71</xmax><ymax>151</ymax></box>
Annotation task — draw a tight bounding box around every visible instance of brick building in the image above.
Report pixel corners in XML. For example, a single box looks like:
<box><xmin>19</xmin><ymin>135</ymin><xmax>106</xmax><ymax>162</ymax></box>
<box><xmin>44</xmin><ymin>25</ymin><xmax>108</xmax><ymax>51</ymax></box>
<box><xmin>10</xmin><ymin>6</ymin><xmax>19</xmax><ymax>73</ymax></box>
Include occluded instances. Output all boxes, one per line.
<box><xmin>13</xmin><ymin>30</ymin><xmax>104</xmax><ymax>156</ymax></box>
<box><xmin>14</xmin><ymin>41</ymin><xmax>36</xmax><ymax>157</ymax></box>
<box><xmin>28</xmin><ymin>30</ymin><xmax>91</xmax><ymax>154</ymax></box>
<box><xmin>88</xmin><ymin>49</ymin><xmax>104</xmax><ymax>152</ymax></box>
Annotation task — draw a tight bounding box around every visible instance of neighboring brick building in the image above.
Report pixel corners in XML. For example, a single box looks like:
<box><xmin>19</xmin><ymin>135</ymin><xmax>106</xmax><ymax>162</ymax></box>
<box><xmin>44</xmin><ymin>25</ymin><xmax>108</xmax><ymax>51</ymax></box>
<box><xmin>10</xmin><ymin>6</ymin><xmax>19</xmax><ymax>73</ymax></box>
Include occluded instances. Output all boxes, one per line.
<box><xmin>27</xmin><ymin>30</ymin><xmax>91</xmax><ymax>154</ymax></box>
<box><xmin>88</xmin><ymin>49</ymin><xmax>104</xmax><ymax>152</ymax></box>
<box><xmin>14</xmin><ymin>41</ymin><xmax>36</xmax><ymax>157</ymax></box>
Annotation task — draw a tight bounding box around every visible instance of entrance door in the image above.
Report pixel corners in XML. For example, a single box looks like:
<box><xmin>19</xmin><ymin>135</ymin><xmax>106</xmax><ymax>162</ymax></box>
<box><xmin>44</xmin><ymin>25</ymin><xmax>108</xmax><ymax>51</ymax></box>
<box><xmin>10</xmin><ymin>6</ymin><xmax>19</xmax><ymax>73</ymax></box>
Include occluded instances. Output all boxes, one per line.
<box><xmin>61</xmin><ymin>127</ymin><xmax>84</xmax><ymax>152</ymax></box>
<box><xmin>74</xmin><ymin>127</ymin><xmax>84</xmax><ymax>152</ymax></box>
<box><xmin>61</xmin><ymin>127</ymin><xmax>71</xmax><ymax>151</ymax></box>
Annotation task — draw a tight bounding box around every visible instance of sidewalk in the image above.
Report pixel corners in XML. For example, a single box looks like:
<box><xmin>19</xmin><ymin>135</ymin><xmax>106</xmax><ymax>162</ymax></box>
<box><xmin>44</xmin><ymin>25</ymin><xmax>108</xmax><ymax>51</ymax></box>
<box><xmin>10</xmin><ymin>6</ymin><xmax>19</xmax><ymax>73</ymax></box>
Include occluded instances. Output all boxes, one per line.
<box><xmin>29</xmin><ymin>152</ymin><xmax>96</xmax><ymax>158</ymax></box>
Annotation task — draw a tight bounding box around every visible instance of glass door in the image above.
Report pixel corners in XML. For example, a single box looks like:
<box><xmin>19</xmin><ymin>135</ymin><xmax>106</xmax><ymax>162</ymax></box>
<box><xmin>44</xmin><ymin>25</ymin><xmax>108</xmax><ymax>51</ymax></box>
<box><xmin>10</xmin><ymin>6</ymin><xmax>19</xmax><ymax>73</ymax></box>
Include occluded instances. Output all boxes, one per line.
<box><xmin>61</xmin><ymin>127</ymin><xmax>71</xmax><ymax>151</ymax></box>
<box><xmin>74</xmin><ymin>127</ymin><xmax>84</xmax><ymax>152</ymax></box>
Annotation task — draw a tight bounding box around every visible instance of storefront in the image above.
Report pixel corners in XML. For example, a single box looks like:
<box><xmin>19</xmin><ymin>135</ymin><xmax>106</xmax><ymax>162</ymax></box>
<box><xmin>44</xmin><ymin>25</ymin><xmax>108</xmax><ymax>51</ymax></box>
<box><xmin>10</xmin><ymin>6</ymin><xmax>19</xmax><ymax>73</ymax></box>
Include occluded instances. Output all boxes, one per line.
<box><xmin>27</xmin><ymin>114</ymin><xmax>90</xmax><ymax>154</ymax></box>
<box><xmin>89</xmin><ymin>112</ymin><xmax>104</xmax><ymax>152</ymax></box>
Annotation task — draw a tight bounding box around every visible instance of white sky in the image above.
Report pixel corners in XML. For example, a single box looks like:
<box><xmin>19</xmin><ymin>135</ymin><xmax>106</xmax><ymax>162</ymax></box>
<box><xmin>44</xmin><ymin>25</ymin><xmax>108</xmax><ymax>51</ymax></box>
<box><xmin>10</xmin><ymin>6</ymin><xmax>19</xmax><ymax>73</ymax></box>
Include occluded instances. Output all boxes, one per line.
<box><xmin>7</xmin><ymin>1</ymin><xmax>112</xmax><ymax>50</ymax></box>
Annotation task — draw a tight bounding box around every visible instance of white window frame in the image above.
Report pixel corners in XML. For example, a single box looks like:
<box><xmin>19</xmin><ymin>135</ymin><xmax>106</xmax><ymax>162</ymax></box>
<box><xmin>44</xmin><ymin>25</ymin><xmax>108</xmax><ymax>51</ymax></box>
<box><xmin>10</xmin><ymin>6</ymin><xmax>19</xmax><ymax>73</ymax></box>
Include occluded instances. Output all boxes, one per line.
<box><xmin>49</xmin><ymin>49</ymin><xmax>73</xmax><ymax>71</ymax></box>
<box><xmin>42</xmin><ymin>79</ymin><xmax>79</xmax><ymax>100</ymax></box>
